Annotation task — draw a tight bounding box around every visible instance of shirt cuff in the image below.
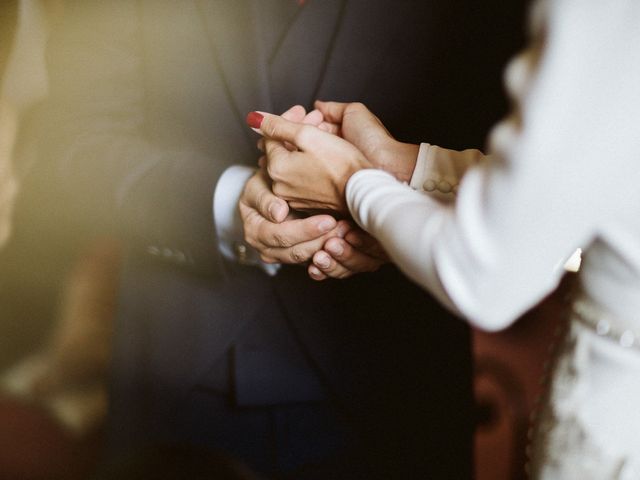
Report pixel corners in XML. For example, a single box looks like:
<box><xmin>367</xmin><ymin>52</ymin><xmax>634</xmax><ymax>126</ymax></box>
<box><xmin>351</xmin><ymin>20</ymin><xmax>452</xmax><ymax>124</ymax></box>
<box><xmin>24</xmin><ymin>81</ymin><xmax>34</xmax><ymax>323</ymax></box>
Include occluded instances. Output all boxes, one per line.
<box><xmin>213</xmin><ymin>165</ymin><xmax>280</xmax><ymax>275</ymax></box>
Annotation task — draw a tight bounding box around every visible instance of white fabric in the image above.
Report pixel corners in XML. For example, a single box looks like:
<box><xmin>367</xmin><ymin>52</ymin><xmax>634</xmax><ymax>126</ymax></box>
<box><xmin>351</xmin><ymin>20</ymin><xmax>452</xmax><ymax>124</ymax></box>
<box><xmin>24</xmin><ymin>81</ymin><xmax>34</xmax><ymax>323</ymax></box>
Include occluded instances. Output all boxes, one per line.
<box><xmin>347</xmin><ymin>0</ymin><xmax>640</xmax><ymax>476</ymax></box>
<box><xmin>347</xmin><ymin>0</ymin><xmax>640</xmax><ymax>333</ymax></box>
<box><xmin>532</xmin><ymin>315</ymin><xmax>640</xmax><ymax>479</ymax></box>
<box><xmin>213</xmin><ymin>165</ymin><xmax>279</xmax><ymax>275</ymax></box>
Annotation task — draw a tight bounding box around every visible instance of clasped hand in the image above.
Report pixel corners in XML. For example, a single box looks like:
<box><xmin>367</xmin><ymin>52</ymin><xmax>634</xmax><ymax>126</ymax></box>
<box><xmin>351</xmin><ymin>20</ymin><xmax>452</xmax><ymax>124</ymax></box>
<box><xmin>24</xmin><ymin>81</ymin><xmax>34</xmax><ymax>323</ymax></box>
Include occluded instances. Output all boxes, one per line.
<box><xmin>240</xmin><ymin>102</ymin><xmax>416</xmax><ymax>280</ymax></box>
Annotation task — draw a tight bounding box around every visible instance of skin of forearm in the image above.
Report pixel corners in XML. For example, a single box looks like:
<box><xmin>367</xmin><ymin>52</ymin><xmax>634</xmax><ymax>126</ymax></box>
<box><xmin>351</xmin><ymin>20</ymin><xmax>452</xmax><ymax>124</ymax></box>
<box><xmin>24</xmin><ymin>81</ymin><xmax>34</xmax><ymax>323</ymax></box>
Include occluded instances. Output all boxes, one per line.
<box><xmin>376</xmin><ymin>140</ymin><xmax>419</xmax><ymax>183</ymax></box>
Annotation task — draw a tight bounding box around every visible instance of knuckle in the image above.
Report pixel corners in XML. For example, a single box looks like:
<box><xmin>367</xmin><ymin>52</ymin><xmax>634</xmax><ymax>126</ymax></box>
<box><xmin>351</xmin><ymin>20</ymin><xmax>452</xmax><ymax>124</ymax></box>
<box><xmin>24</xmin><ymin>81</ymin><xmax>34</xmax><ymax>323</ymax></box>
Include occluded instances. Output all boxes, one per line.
<box><xmin>289</xmin><ymin>246</ymin><xmax>308</xmax><ymax>263</ymax></box>
<box><xmin>266</xmin><ymin>161</ymin><xmax>281</xmax><ymax>180</ymax></box>
<box><xmin>346</xmin><ymin>102</ymin><xmax>365</xmax><ymax>115</ymax></box>
<box><xmin>295</xmin><ymin>124</ymin><xmax>314</xmax><ymax>145</ymax></box>
<box><xmin>272</xmin><ymin>232</ymin><xmax>291</xmax><ymax>248</ymax></box>
<box><xmin>262</xmin><ymin>118</ymin><xmax>278</xmax><ymax>138</ymax></box>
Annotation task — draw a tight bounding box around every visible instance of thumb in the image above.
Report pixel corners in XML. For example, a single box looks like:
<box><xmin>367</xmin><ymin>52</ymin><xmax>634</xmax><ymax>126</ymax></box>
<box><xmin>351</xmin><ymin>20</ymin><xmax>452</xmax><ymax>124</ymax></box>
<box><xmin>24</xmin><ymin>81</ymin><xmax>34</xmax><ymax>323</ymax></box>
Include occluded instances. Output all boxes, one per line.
<box><xmin>243</xmin><ymin>169</ymin><xmax>289</xmax><ymax>223</ymax></box>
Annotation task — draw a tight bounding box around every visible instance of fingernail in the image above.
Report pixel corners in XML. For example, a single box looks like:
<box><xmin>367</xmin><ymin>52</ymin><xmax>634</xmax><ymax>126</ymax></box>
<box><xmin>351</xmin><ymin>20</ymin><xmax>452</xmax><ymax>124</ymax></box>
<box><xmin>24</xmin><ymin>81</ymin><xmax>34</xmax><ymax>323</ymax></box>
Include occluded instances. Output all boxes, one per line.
<box><xmin>318</xmin><ymin>219</ymin><xmax>335</xmax><ymax>233</ymax></box>
<box><xmin>326</xmin><ymin>242</ymin><xmax>343</xmax><ymax>257</ymax></box>
<box><xmin>315</xmin><ymin>253</ymin><xmax>331</xmax><ymax>269</ymax></box>
<box><xmin>336</xmin><ymin>223</ymin><xmax>350</xmax><ymax>237</ymax></box>
<box><xmin>309</xmin><ymin>266</ymin><xmax>322</xmax><ymax>278</ymax></box>
<box><xmin>269</xmin><ymin>202</ymin><xmax>286</xmax><ymax>221</ymax></box>
<box><xmin>246</xmin><ymin>111</ymin><xmax>264</xmax><ymax>129</ymax></box>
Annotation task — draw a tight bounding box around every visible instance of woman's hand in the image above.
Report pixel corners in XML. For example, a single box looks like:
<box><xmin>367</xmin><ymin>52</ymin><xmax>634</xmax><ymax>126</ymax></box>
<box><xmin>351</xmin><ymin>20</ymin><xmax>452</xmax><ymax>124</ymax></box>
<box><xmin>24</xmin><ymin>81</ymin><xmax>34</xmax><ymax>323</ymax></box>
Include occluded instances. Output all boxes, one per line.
<box><xmin>249</xmin><ymin>111</ymin><xmax>372</xmax><ymax>214</ymax></box>
<box><xmin>246</xmin><ymin>103</ymin><xmax>395</xmax><ymax>279</ymax></box>
<box><xmin>307</xmin><ymin>228</ymin><xmax>389</xmax><ymax>281</ymax></box>
<box><xmin>314</xmin><ymin>101</ymin><xmax>419</xmax><ymax>183</ymax></box>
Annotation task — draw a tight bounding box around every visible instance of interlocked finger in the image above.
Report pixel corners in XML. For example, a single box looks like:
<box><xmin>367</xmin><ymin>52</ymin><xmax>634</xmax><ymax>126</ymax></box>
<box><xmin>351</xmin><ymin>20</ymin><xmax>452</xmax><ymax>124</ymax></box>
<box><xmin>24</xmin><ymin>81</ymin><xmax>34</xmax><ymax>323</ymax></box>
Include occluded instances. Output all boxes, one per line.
<box><xmin>311</xmin><ymin>250</ymin><xmax>355</xmax><ymax>279</ymax></box>
<box><xmin>261</xmin><ymin>221</ymin><xmax>349</xmax><ymax>264</ymax></box>
<box><xmin>312</xmin><ymin>237</ymin><xmax>384</xmax><ymax>279</ymax></box>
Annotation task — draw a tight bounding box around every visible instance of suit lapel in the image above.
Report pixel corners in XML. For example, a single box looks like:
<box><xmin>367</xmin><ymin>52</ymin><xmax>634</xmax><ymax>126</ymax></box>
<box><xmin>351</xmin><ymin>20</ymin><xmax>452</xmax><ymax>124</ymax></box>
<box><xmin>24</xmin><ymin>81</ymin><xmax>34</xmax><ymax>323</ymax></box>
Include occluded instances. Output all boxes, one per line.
<box><xmin>266</xmin><ymin>0</ymin><xmax>347</xmax><ymax>113</ymax></box>
<box><xmin>195</xmin><ymin>0</ymin><xmax>271</xmax><ymax>142</ymax></box>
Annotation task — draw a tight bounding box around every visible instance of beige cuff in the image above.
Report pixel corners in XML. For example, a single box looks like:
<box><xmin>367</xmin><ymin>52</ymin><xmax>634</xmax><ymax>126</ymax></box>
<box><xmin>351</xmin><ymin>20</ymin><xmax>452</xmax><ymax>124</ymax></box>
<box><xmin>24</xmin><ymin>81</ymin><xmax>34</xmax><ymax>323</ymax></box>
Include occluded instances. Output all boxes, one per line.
<box><xmin>410</xmin><ymin>143</ymin><xmax>485</xmax><ymax>201</ymax></box>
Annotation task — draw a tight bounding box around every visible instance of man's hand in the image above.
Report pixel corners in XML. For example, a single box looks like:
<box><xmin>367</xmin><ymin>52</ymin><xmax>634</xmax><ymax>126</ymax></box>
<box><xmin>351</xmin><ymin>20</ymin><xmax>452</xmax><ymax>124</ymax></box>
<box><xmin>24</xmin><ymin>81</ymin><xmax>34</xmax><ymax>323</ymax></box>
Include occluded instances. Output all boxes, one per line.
<box><xmin>240</xmin><ymin>104</ymin><xmax>352</xmax><ymax>265</ymax></box>
<box><xmin>239</xmin><ymin>167</ymin><xmax>350</xmax><ymax>264</ymax></box>
<box><xmin>314</xmin><ymin>101</ymin><xmax>419</xmax><ymax>183</ymax></box>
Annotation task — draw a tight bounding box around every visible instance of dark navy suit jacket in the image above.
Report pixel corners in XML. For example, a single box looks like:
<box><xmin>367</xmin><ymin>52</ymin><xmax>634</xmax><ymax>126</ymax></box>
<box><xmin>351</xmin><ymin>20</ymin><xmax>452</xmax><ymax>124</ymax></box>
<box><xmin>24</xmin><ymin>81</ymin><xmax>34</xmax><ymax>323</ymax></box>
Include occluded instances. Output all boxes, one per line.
<box><xmin>35</xmin><ymin>0</ymin><xmax>527</xmax><ymax>477</ymax></box>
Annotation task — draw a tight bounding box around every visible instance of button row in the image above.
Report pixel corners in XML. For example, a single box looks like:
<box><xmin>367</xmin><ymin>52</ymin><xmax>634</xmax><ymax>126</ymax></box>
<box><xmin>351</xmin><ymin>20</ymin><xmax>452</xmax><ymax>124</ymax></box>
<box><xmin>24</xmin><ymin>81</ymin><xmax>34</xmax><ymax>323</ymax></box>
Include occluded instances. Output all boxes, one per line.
<box><xmin>147</xmin><ymin>245</ymin><xmax>193</xmax><ymax>265</ymax></box>
<box><xmin>422</xmin><ymin>178</ymin><xmax>459</xmax><ymax>194</ymax></box>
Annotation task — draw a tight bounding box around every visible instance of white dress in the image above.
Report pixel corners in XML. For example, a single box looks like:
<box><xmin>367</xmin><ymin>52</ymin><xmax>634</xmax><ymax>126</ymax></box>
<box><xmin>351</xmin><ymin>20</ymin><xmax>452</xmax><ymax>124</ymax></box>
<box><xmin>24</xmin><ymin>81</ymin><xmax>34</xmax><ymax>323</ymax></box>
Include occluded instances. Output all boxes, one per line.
<box><xmin>345</xmin><ymin>0</ymin><xmax>640</xmax><ymax>477</ymax></box>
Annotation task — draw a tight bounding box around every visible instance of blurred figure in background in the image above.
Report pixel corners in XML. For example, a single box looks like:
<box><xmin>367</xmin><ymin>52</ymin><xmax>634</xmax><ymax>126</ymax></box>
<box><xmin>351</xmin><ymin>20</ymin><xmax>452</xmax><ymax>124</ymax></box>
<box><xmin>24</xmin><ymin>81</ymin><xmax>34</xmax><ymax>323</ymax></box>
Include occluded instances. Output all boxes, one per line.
<box><xmin>0</xmin><ymin>0</ymin><xmax>46</xmax><ymax>247</ymax></box>
<box><xmin>0</xmin><ymin>0</ymin><xmax>114</xmax><ymax>432</ymax></box>
<box><xmin>0</xmin><ymin>2</ymin><xmax>83</xmax><ymax>479</ymax></box>
<box><xmin>0</xmin><ymin>2</ymin><xmax>260</xmax><ymax>479</ymax></box>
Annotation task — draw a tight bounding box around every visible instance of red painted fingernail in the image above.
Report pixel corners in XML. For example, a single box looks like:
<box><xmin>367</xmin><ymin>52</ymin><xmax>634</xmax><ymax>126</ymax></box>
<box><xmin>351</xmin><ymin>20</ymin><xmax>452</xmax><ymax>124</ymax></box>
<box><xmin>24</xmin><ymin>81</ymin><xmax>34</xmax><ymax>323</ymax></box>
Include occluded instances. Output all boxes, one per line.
<box><xmin>246</xmin><ymin>111</ymin><xmax>264</xmax><ymax>129</ymax></box>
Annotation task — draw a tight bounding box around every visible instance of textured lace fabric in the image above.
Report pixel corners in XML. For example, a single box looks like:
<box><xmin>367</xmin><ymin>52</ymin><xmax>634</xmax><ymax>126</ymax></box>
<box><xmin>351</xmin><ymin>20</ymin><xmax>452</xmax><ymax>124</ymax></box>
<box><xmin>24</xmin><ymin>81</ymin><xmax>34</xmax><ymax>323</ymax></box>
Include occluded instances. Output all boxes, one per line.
<box><xmin>529</xmin><ymin>316</ymin><xmax>640</xmax><ymax>479</ymax></box>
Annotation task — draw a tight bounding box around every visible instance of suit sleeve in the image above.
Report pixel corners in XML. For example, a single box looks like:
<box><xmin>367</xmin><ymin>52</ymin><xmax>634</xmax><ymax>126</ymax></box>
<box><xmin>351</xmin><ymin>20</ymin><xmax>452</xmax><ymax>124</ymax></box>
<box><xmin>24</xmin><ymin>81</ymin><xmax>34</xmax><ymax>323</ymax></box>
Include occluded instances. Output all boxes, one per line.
<box><xmin>34</xmin><ymin>0</ymin><xmax>230</xmax><ymax>277</ymax></box>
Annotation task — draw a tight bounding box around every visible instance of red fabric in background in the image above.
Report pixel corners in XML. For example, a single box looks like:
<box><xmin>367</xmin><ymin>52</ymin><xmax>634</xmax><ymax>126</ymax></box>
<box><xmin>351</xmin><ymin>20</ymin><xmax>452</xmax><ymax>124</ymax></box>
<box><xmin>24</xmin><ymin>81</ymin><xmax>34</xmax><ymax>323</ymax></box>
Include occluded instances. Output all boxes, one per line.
<box><xmin>0</xmin><ymin>395</ymin><xmax>101</xmax><ymax>480</ymax></box>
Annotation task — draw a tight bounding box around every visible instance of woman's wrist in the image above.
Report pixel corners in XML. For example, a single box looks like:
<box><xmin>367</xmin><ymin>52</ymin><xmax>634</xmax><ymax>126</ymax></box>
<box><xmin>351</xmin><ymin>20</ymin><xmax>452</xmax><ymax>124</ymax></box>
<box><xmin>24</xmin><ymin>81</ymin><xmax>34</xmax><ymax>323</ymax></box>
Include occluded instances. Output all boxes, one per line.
<box><xmin>379</xmin><ymin>140</ymin><xmax>419</xmax><ymax>182</ymax></box>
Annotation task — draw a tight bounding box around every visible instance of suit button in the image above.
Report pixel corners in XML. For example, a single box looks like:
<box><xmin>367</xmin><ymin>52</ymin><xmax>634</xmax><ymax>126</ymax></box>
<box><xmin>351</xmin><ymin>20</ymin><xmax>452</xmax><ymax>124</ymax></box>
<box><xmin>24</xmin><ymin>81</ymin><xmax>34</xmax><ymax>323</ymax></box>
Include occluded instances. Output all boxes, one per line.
<box><xmin>234</xmin><ymin>242</ymin><xmax>248</xmax><ymax>263</ymax></box>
